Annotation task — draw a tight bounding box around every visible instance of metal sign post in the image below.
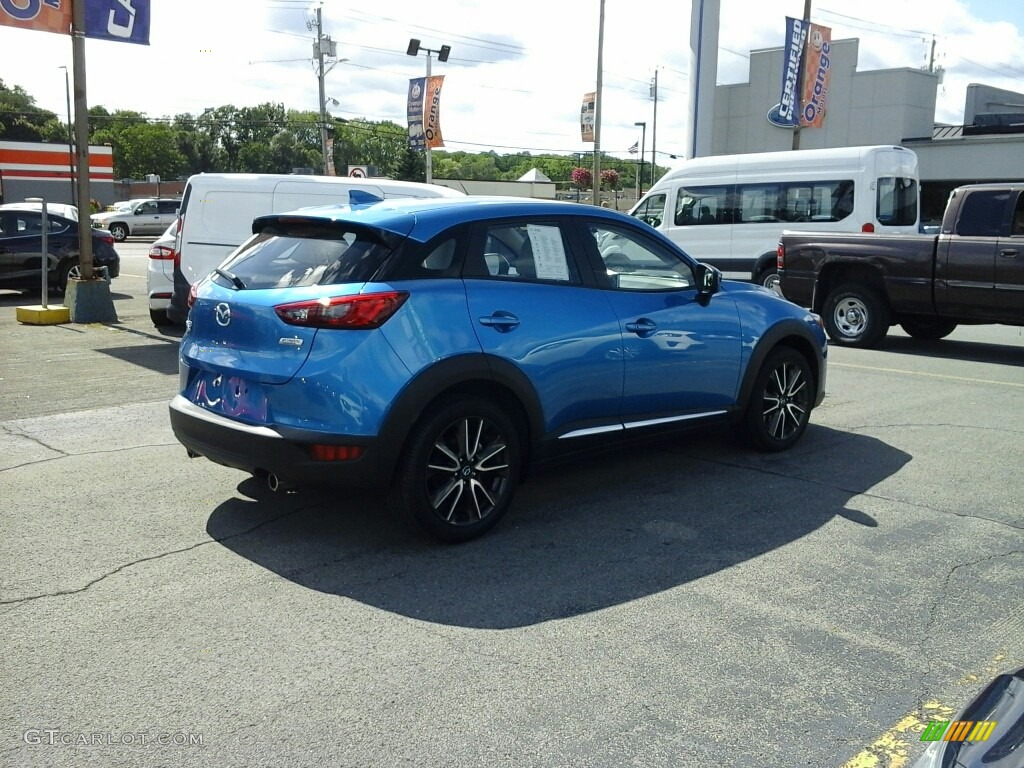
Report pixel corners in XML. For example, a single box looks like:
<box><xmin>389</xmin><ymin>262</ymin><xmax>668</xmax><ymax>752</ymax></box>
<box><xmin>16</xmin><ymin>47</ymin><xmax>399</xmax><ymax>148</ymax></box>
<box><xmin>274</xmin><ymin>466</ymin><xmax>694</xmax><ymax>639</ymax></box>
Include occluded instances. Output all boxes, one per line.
<box><xmin>26</xmin><ymin>197</ymin><xmax>48</xmax><ymax>308</ymax></box>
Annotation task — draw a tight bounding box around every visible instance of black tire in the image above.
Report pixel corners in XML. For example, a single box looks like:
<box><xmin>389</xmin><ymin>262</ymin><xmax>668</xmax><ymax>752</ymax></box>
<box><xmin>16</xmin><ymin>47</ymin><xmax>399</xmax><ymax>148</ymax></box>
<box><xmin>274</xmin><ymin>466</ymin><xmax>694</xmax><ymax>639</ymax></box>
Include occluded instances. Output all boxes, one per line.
<box><xmin>56</xmin><ymin>260</ymin><xmax>80</xmax><ymax>293</ymax></box>
<box><xmin>109</xmin><ymin>223</ymin><xmax>129</xmax><ymax>242</ymax></box>
<box><xmin>899</xmin><ymin>317</ymin><xmax>957</xmax><ymax>340</ymax></box>
<box><xmin>822</xmin><ymin>283</ymin><xmax>890</xmax><ymax>348</ymax></box>
<box><xmin>743</xmin><ymin>347</ymin><xmax>814</xmax><ymax>452</ymax></box>
<box><xmin>150</xmin><ymin>308</ymin><xmax>174</xmax><ymax>327</ymax></box>
<box><xmin>388</xmin><ymin>396</ymin><xmax>522</xmax><ymax>543</ymax></box>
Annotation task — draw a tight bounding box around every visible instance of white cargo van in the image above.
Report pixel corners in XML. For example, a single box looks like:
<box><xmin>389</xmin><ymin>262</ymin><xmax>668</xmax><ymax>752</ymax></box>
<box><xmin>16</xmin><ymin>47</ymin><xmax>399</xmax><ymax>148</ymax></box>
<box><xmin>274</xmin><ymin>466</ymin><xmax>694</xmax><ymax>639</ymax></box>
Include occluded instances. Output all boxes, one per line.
<box><xmin>163</xmin><ymin>174</ymin><xmax>464</xmax><ymax>325</ymax></box>
<box><xmin>628</xmin><ymin>145</ymin><xmax>920</xmax><ymax>291</ymax></box>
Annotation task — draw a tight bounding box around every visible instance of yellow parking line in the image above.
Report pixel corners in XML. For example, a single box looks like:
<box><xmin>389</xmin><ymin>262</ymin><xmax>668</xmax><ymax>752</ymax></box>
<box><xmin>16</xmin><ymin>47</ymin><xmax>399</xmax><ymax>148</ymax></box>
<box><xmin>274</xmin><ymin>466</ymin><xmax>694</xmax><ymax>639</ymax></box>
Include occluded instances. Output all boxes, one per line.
<box><xmin>841</xmin><ymin>701</ymin><xmax>955</xmax><ymax>768</ymax></box>
<box><xmin>832</xmin><ymin>362</ymin><xmax>1024</xmax><ymax>388</ymax></box>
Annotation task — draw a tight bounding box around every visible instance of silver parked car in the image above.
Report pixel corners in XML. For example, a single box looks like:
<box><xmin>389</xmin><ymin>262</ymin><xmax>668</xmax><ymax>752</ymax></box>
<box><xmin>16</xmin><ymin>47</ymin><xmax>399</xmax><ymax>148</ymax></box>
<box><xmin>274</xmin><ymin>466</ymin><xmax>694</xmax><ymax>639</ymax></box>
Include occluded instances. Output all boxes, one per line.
<box><xmin>90</xmin><ymin>198</ymin><xmax>180</xmax><ymax>241</ymax></box>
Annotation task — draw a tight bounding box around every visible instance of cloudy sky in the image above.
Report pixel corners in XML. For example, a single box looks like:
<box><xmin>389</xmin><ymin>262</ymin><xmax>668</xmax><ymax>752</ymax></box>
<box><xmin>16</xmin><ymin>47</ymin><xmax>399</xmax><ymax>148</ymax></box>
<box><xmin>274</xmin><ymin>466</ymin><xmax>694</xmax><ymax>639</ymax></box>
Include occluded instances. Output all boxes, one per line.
<box><xmin>1</xmin><ymin>0</ymin><xmax>1022</xmax><ymax>172</ymax></box>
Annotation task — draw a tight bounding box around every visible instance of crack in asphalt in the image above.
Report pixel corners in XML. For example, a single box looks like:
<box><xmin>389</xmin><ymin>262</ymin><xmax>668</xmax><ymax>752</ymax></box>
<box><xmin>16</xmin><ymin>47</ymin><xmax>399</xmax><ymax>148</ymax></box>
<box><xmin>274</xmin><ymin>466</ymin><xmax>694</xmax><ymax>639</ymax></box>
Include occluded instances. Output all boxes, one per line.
<box><xmin>0</xmin><ymin>442</ymin><xmax>180</xmax><ymax>474</ymax></box>
<box><xmin>921</xmin><ymin>550</ymin><xmax>1024</xmax><ymax>645</ymax></box>
<box><xmin>0</xmin><ymin>503</ymin><xmax>318</xmax><ymax>609</ymax></box>
<box><xmin>0</xmin><ymin>423</ymin><xmax>69</xmax><ymax>458</ymax></box>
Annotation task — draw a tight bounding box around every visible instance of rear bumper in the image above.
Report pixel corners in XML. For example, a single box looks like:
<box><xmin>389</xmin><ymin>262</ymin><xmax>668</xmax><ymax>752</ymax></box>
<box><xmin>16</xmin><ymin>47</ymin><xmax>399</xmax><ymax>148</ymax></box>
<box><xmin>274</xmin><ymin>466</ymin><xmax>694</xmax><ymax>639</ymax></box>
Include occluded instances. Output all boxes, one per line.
<box><xmin>168</xmin><ymin>395</ymin><xmax>392</xmax><ymax>488</ymax></box>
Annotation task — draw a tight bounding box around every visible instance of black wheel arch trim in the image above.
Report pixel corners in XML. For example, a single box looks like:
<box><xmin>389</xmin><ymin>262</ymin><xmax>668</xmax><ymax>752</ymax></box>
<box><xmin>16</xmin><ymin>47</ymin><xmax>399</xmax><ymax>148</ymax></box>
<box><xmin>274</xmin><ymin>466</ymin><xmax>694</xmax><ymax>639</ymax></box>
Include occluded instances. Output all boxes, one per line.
<box><xmin>736</xmin><ymin>320</ymin><xmax>825</xmax><ymax>415</ymax></box>
<box><xmin>373</xmin><ymin>353</ymin><xmax>546</xmax><ymax>477</ymax></box>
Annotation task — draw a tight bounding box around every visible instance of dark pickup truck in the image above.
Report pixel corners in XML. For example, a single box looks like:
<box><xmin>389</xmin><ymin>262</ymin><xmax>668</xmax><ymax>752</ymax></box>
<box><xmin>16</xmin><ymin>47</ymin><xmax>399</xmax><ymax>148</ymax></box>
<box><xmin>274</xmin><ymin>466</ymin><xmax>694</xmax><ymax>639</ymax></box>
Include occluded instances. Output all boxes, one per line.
<box><xmin>777</xmin><ymin>183</ymin><xmax>1024</xmax><ymax>347</ymax></box>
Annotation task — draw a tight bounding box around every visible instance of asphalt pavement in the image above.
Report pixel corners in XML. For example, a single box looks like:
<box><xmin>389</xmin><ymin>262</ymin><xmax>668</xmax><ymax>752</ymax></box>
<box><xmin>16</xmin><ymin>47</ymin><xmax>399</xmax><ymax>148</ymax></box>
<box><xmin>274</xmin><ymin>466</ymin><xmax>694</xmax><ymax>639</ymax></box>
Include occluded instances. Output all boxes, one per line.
<box><xmin>1</xmin><ymin>244</ymin><xmax>1022</xmax><ymax>767</ymax></box>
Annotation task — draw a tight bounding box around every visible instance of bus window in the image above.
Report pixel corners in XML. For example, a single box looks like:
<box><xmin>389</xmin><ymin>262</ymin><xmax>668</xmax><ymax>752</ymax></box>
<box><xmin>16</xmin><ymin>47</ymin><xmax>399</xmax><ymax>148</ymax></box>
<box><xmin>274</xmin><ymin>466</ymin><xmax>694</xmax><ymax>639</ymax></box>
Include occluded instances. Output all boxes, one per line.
<box><xmin>737</xmin><ymin>184</ymin><xmax>781</xmax><ymax>223</ymax></box>
<box><xmin>877</xmin><ymin>177</ymin><xmax>918</xmax><ymax>226</ymax></box>
<box><xmin>676</xmin><ymin>186</ymin><xmax>732</xmax><ymax>226</ymax></box>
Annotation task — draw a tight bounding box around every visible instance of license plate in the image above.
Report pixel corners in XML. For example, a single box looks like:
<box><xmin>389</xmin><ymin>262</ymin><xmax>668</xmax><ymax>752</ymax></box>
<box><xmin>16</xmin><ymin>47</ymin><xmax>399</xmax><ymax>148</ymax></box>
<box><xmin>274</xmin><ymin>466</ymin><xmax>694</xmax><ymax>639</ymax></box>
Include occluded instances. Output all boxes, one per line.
<box><xmin>188</xmin><ymin>372</ymin><xmax>268</xmax><ymax>422</ymax></box>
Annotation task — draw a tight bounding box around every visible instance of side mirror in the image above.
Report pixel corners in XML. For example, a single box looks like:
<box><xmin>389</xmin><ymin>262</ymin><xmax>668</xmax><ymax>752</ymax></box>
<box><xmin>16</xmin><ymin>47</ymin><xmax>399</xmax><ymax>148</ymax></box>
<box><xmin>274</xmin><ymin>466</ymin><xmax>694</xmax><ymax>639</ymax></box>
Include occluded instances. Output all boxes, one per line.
<box><xmin>695</xmin><ymin>263</ymin><xmax>721</xmax><ymax>301</ymax></box>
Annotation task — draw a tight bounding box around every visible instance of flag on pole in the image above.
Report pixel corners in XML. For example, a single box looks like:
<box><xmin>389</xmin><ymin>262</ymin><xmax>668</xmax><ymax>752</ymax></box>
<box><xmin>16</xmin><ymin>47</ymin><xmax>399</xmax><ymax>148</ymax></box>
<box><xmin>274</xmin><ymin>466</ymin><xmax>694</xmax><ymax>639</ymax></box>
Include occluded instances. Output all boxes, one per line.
<box><xmin>628</xmin><ymin>141</ymin><xmax>639</xmax><ymax>154</ymax></box>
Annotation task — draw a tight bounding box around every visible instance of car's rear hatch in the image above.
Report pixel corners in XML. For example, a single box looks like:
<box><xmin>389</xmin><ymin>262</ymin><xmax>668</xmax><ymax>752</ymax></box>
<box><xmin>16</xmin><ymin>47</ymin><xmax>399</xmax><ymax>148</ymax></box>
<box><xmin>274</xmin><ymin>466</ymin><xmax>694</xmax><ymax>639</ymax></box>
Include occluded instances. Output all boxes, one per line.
<box><xmin>180</xmin><ymin>214</ymin><xmax>414</xmax><ymax>410</ymax></box>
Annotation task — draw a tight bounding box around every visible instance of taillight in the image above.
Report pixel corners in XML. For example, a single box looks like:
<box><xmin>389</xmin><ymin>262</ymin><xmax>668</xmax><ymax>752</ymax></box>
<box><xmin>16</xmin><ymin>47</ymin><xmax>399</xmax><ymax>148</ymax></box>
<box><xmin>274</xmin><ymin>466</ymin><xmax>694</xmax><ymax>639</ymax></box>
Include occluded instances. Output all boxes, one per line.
<box><xmin>173</xmin><ymin>215</ymin><xmax>183</xmax><ymax>270</ymax></box>
<box><xmin>149</xmin><ymin>245</ymin><xmax>175</xmax><ymax>260</ymax></box>
<box><xmin>274</xmin><ymin>291</ymin><xmax>409</xmax><ymax>330</ymax></box>
<box><xmin>96</xmin><ymin>233</ymin><xmax>115</xmax><ymax>245</ymax></box>
<box><xmin>187</xmin><ymin>282</ymin><xmax>198</xmax><ymax>308</ymax></box>
<box><xmin>309</xmin><ymin>444</ymin><xmax>365</xmax><ymax>461</ymax></box>
<box><xmin>776</xmin><ymin>243</ymin><xmax>784</xmax><ymax>271</ymax></box>
<box><xmin>861</xmin><ymin>222</ymin><xmax>875</xmax><ymax>232</ymax></box>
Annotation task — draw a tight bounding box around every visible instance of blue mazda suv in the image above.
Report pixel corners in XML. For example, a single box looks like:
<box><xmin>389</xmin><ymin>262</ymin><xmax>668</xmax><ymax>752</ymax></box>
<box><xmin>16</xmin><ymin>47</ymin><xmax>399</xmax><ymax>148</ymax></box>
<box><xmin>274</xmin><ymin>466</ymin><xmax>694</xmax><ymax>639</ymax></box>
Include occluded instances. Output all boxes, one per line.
<box><xmin>170</xmin><ymin>197</ymin><xmax>827</xmax><ymax>542</ymax></box>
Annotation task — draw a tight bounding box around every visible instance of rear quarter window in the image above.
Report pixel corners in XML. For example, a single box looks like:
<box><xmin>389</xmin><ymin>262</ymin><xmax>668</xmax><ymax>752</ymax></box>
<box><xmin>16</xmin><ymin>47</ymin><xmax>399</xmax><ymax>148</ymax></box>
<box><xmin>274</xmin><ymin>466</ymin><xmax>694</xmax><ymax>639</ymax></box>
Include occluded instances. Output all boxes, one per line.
<box><xmin>218</xmin><ymin>227</ymin><xmax>393</xmax><ymax>289</ymax></box>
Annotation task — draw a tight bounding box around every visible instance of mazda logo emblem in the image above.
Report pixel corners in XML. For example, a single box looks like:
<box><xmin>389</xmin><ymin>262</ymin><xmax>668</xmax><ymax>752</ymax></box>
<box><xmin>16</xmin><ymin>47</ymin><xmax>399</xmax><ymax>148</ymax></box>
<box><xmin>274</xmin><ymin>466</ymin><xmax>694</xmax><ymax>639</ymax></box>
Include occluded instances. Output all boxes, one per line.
<box><xmin>214</xmin><ymin>303</ymin><xmax>231</xmax><ymax>327</ymax></box>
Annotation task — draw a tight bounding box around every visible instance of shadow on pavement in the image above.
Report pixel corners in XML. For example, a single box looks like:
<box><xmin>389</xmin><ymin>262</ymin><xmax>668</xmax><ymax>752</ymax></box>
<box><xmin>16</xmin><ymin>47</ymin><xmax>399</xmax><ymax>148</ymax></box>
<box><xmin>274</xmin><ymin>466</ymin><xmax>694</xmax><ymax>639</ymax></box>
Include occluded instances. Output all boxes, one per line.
<box><xmin>879</xmin><ymin>335</ymin><xmax>1024</xmax><ymax>367</ymax></box>
<box><xmin>96</xmin><ymin>343</ymin><xmax>179</xmax><ymax>375</ymax></box>
<box><xmin>206</xmin><ymin>425</ymin><xmax>911</xmax><ymax>629</ymax></box>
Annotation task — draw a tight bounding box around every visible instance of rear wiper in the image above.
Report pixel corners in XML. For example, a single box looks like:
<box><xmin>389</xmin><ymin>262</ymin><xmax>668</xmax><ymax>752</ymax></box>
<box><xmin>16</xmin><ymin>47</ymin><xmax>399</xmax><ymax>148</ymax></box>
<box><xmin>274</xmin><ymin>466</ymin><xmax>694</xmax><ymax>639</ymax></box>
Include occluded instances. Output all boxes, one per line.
<box><xmin>215</xmin><ymin>267</ymin><xmax>246</xmax><ymax>290</ymax></box>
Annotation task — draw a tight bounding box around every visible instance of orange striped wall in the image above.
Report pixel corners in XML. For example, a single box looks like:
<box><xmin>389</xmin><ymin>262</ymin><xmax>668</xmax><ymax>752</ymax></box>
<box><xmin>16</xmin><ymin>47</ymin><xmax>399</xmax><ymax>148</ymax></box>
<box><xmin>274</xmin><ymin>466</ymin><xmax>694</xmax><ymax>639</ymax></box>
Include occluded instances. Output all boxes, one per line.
<box><xmin>0</xmin><ymin>141</ymin><xmax>114</xmax><ymax>182</ymax></box>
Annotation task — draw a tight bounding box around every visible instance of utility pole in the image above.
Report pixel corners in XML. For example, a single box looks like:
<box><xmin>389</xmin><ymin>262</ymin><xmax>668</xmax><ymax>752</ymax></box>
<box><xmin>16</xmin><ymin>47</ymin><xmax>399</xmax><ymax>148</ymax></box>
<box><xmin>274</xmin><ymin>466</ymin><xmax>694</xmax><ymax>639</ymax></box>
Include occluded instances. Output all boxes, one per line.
<box><xmin>592</xmin><ymin>0</ymin><xmax>606</xmax><ymax>207</ymax></box>
<box><xmin>58</xmin><ymin>65</ymin><xmax>75</xmax><ymax>206</ymax></box>
<box><xmin>650</xmin><ymin>69</ymin><xmax>659</xmax><ymax>187</ymax></box>
<box><xmin>928</xmin><ymin>35</ymin><xmax>936</xmax><ymax>72</ymax></box>
<box><xmin>314</xmin><ymin>5</ymin><xmax>330</xmax><ymax>175</ymax></box>
<box><xmin>791</xmin><ymin>0</ymin><xmax>813</xmax><ymax>150</ymax></box>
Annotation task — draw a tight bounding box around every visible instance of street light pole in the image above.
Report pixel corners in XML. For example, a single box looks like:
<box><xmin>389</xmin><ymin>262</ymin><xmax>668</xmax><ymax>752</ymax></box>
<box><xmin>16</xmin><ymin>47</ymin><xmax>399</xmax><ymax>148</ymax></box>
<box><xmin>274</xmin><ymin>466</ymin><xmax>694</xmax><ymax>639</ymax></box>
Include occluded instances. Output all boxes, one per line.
<box><xmin>406</xmin><ymin>39</ymin><xmax>450</xmax><ymax>185</ymax></box>
<box><xmin>71</xmin><ymin>0</ymin><xmax>92</xmax><ymax>279</ymax></box>
<box><xmin>634</xmin><ymin>121</ymin><xmax>646</xmax><ymax>199</ymax></box>
<box><xmin>58</xmin><ymin>66</ymin><xmax>75</xmax><ymax>206</ymax></box>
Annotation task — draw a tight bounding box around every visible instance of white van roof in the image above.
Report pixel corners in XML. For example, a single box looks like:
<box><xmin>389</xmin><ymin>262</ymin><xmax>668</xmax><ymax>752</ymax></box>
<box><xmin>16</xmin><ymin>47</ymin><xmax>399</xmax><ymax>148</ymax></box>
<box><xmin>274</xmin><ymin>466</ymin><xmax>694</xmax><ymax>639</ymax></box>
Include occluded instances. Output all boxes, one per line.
<box><xmin>182</xmin><ymin>173</ymin><xmax>464</xmax><ymax>197</ymax></box>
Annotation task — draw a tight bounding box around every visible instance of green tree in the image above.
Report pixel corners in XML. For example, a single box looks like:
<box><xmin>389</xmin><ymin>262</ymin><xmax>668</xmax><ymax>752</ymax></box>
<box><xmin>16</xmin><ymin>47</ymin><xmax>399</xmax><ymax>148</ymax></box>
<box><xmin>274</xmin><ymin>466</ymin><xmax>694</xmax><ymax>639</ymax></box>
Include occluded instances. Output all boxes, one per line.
<box><xmin>0</xmin><ymin>79</ymin><xmax>65</xmax><ymax>142</ymax></box>
<box><xmin>106</xmin><ymin>122</ymin><xmax>188</xmax><ymax>179</ymax></box>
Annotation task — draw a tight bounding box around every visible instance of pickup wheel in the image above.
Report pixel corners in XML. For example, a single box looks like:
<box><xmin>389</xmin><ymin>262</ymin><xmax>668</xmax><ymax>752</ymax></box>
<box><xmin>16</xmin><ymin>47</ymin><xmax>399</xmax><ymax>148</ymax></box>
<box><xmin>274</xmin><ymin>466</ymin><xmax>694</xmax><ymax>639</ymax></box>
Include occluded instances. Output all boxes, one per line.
<box><xmin>899</xmin><ymin>317</ymin><xmax>957</xmax><ymax>340</ymax></box>
<box><xmin>754</xmin><ymin>264</ymin><xmax>781</xmax><ymax>295</ymax></box>
<box><xmin>822</xmin><ymin>283</ymin><xmax>890</xmax><ymax>348</ymax></box>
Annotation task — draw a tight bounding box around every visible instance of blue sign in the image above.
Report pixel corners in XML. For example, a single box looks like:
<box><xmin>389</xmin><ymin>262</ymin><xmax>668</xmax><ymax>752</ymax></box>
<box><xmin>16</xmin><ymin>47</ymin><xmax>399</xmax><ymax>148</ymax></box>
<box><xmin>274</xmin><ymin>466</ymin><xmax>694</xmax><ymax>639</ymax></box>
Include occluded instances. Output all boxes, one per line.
<box><xmin>407</xmin><ymin>77</ymin><xmax>426</xmax><ymax>151</ymax></box>
<box><xmin>84</xmin><ymin>0</ymin><xmax>150</xmax><ymax>45</ymax></box>
<box><xmin>771</xmin><ymin>16</ymin><xmax>805</xmax><ymax>128</ymax></box>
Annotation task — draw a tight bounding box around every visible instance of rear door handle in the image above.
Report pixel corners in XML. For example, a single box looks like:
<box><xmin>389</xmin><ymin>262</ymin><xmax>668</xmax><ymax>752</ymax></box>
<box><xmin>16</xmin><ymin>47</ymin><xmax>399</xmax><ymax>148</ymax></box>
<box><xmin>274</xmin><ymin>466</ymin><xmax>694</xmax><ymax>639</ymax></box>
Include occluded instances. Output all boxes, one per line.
<box><xmin>1000</xmin><ymin>249</ymin><xmax>1018</xmax><ymax>258</ymax></box>
<box><xmin>478</xmin><ymin>312</ymin><xmax>520</xmax><ymax>332</ymax></box>
<box><xmin>625</xmin><ymin>318</ymin><xmax>658</xmax><ymax>337</ymax></box>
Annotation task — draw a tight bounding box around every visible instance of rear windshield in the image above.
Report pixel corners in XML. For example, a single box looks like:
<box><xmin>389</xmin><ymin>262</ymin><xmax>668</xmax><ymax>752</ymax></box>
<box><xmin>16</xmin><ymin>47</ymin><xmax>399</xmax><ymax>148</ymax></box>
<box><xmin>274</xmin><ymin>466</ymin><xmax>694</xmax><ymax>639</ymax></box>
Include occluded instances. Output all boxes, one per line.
<box><xmin>217</xmin><ymin>228</ymin><xmax>394</xmax><ymax>289</ymax></box>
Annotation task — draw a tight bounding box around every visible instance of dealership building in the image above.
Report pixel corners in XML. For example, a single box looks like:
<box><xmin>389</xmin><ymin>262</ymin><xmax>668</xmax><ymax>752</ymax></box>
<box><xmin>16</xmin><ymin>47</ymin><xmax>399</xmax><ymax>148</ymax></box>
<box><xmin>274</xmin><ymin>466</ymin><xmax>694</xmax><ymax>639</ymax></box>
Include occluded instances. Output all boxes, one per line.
<box><xmin>701</xmin><ymin>36</ymin><xmax>1024</xmax><ymax>223</ymax></box>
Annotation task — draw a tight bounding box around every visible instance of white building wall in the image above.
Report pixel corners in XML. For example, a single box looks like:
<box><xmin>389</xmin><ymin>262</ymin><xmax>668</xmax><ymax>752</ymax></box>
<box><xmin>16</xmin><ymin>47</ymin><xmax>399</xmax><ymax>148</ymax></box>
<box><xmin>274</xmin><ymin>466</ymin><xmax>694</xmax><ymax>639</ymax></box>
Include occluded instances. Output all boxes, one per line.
<box><xmin>711</xmin><ymin>39</ymin><xmax>939</xmax><ymax>155</ymax></box>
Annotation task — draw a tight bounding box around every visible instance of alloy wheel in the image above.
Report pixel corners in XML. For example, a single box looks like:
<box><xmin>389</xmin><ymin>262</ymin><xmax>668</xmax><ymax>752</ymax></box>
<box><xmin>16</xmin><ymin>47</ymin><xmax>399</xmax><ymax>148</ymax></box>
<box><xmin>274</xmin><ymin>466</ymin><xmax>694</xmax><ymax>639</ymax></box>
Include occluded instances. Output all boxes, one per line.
<box><xmin>761</xmin><ymin>360</ymin><xmax>809</xmax><ymax>442</ymax></box>
<box><xmin>424</xmin><ymin>416</ymin><xmax>510</xmax><ymax>527</ymax></box>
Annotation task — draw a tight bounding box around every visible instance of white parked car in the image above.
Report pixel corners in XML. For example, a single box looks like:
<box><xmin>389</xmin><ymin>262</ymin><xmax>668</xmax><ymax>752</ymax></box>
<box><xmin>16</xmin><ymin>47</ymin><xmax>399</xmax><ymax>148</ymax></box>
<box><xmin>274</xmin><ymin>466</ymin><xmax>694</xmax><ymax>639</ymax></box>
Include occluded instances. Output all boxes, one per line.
<box><xmin>91</xmin><ymin>198</ymin><xmax>180</xmax><ymax>241</ymax></box>
<box><xmin>146</xmin><ymin>219</ymin><xmax>177</xmax><ymax>326</ymax></box>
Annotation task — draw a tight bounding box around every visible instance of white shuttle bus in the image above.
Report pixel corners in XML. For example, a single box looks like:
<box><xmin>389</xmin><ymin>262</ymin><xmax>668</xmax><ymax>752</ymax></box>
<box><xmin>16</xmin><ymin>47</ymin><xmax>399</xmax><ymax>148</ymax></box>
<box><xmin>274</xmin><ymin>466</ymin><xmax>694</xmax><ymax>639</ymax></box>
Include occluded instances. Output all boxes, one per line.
<box><xmin>628</xmin><ymin>145</ymin><xmax>920</xmax><ymax>290</ymax></box>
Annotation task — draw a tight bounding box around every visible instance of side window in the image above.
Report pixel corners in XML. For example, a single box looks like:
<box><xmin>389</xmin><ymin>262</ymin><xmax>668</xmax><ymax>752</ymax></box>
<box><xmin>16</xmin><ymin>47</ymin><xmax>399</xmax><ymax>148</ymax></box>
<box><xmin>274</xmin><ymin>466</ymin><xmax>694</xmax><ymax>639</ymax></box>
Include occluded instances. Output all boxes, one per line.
<box><xmin>631</xmin><ymin>194</ymin><xmax>666</xmax><ymax>228</ymax></box>
<box><xmin>737</xmin><ymin>183</ymin><xmax>781</xmax><ymax>223</ymax></box>
<box><xmin>157</xmin><ymin>200</ymin><xmax>179</xmax><ymax>214</ymax></box>
<box><xmin>955</xmin><ymin>191</ymin><xmax>1010</xmax><ymax>237</ymax></box>
<box><xmin>16</xmin><ymin>213</ymin><xmax>41</xmax><ymax>233</ymax></box>
<box><xmin>465</xmin><ymin>222</ymin><xmax>580</xmax><ymax>284</ymax></box>
<box><xmin>675</xmin><ymin>186</ymin><xmax>732</xmax><ymax>226</ymax></box>
<box><xmin>778</xmin><ymin>179</ymin><xmax>853</xmax><ymax>223</ymax></box>
<box><xmin>139</xmin><ymin>201</ymin><xmax>158</xmax><ymax>214</ymax></box>
<box><xmin>588</xmin><ymin>222</ymin><xmax>694</xmax><ymax>292</ymax></box>
<box><xmin>877</xmin><ymin>177</ymin><xmax>918</xmax><ymax>226</ymax></box>
<box><xmin>1011</xmin><ymin>193</ymin><xmax>1024</xmax><ymax>236</ymax></box>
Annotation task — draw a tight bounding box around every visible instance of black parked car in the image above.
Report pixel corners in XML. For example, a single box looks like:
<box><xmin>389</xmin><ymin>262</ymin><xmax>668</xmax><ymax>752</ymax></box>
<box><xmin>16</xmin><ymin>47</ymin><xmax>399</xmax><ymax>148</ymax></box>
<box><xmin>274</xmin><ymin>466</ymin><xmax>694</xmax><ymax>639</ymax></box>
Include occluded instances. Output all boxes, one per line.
<box><xmin>0</xmin><ymin>208</ymin><xmax>120</xmax><ymax>292</ymax></box>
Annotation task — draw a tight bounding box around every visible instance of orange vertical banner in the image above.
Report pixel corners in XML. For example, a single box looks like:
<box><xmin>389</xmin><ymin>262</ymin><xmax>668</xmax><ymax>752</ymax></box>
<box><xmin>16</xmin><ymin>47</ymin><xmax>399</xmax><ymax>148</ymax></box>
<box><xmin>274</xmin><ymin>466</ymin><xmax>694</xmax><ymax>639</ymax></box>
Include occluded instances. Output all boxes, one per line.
<box><xmin>0</xmin><ymin>0</ymin><xmax>72</xmax><ymax>36</ymax></box>
<box><xmin>423</xmin><ymin>75</ymin><xmax>445</xmax><ymax>149</ymax></box>
<box><xmin>800</xmin><ymin>23</ymin><xmax>832</xmax><ymax>128</ymax></box>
